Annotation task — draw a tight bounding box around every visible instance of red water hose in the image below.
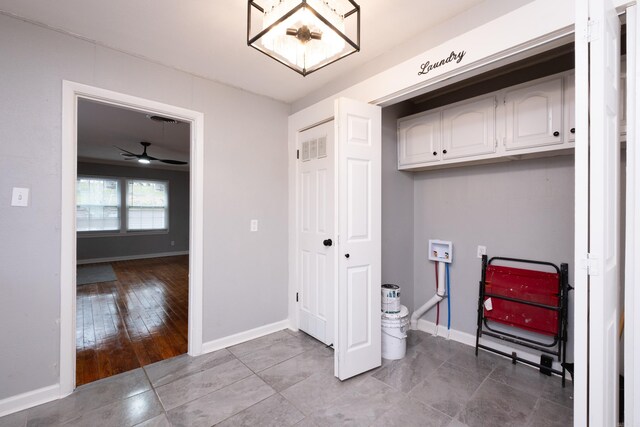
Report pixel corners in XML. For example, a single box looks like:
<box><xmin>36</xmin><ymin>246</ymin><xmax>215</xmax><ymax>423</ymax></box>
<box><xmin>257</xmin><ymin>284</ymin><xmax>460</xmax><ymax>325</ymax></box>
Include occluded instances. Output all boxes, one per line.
<box><xmin>435</xmin><ymin>261</ymin><xmax>440</xmax><ymax>327</ymax></box>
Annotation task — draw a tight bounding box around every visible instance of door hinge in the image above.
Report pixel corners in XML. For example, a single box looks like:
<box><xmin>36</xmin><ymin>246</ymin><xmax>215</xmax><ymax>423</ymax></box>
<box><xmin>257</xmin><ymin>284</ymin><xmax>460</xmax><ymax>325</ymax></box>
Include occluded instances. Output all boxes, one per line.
<box><xmin>296</xmin><ymin>292</ymin><xmax>299</xmax><ymax>302</ymax></box>
<box><xmin>296</xmin><ymin>149</ymin><xmax>299</xmax><ymax>159</ymax></box>
<box><xmin>585</xmin><ymin>19</ymin><xmax>600</xmax><ymax>42</ymax></box>
<box><xmin>582</xmin><ymin>253</ymin><xmax>599</xmax><ymax>276</ymax></box>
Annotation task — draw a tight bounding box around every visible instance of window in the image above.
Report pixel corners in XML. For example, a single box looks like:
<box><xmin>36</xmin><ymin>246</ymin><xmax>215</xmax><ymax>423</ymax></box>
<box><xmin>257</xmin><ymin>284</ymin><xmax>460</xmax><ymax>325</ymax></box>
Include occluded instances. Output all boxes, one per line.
<box><xmin>127</xmin><ymin>180</ymin><xmax>168</xmax><ymax>230</ymax></box>
<box><xmin>76</xmin><ymin>177</ymin><xmax>120</xmax><ymax>231</ymax></box>
<box><xmin>76</xmin><ymin>176</ymin><xmax>169</xmax><ymax>234</ymax></box>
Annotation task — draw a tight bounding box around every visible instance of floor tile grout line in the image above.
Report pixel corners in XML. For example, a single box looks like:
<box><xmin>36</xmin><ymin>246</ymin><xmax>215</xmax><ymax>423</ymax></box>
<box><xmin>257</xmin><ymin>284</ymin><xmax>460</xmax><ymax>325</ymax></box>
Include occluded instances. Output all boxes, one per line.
<box><xmin>154</xmin><ymin>362</ymin><xmax>255</xmax><ymax>413</ymax></box>
<box><xmin>523</xmin><ymin>396</ymin><xmax>543</xmax><ymax>427</ymax></box>
<box><xmin>453</xmin><ymin>363</ymin><xmax>496</xmax><ymax>421</ymax></box>
<box><xmin>140</xmin><ymin>365</ymin><xmax>170</xmax><ymax>424</ymax></box>
<box><xmin>149</xmin><ymin>352</ymin><xmax>242</xmax><ymax>389</ymax></box>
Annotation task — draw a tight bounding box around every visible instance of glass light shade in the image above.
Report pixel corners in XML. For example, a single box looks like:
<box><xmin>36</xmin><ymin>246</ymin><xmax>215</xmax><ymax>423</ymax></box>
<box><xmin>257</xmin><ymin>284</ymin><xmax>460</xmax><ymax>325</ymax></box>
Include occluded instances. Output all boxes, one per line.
<box><xmin>248</xmin><ymin>0</ymin><xmax>360</xmax><ymax>76</ymax></box>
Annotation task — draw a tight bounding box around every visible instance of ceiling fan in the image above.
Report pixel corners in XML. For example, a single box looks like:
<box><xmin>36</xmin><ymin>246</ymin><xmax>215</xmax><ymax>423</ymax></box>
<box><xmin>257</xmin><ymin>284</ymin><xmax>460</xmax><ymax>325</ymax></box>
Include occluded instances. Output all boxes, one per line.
<box><xmin>114</xmin><ymin>142</ymin><xmax>188</xmax><ymax>165</ymax></box>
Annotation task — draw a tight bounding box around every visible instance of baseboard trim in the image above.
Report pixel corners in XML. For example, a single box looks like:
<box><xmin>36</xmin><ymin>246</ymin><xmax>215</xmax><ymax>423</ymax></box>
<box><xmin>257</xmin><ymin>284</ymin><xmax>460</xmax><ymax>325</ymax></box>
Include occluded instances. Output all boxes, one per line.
<box><xmin>415</xmin><ymin>319</ymin><xmax>570</xmax><ymax>378</ymax></box>
<box><xmin>0</xmin><ymin>384</ymin><xmax>62</xmax><ymax>417</ymax></box>
<box><xmin>201</xmin><ymin>319</ymin><xmax>292</xmax><ymax>354</ymax></box>
<box><xmin>77</xmin><ymin>251</ymin><xmax>189</xmax><ymax>265</ymax></box>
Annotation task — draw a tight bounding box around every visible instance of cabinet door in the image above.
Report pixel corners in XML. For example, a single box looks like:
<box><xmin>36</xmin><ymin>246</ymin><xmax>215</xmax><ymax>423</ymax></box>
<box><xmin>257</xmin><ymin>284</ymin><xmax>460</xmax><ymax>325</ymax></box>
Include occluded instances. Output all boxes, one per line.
<box><xmin>441</xmin><ymin>95</ymin><xmax>496</xmax><ymax>160</ymax></box>
<box><xmin>397</xmin><ymin>111</ymin><xmax>441</xmax><ymax>168</ymax></box>
<box><xmin>505</xmin><ymin>77</ymin><xmax>563</xmax><ymax>151</ymax></box>
<box><xmin>565</xmin><ymin>73</ymin><xmax>576</xmax><ymax>142</ymax></box>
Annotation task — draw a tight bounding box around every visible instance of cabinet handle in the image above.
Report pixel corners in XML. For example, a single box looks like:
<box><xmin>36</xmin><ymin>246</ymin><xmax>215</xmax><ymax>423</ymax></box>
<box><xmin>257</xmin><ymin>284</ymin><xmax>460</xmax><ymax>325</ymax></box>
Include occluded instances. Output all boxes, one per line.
<box><xmin>443</xmin><ymin>149</ymin><xmax>448</xmax><ymax>154</ymax></box>
<box><xmin>570</xmin><ymin>128</ymin><xmax>575</xmax><ymax>134</ymax></box>
<box><xmin>433</xmin><ymin>151</ymin><xmax>437</xmax><ymax>156</ymax></box>
<box><xmin>553</xmin><ymin>131</ymin><xmax>560</xmax><ymax>137</ymax></box>
<box><xmin>345</xmin><ymin>253</ymin><xmax>350</xmax><ymax>259</ymax></box>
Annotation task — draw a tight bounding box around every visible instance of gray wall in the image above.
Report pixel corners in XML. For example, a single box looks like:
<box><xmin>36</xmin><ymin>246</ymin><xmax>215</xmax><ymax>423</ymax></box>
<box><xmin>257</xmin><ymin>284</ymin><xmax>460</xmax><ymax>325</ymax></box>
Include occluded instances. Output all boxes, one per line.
<box><xmin>381</xmin><ymin>104</ymin><xmax>415</xmax><ymax>311</ymax></box>
<box><xmin>76</xmin><ymin>162</ymin><xmax>190</xmax><ymax>261</ymax></box>
<box><xmin>0</xmin><ymin>15</ymin><xmax>289</xmax><ymax>400</ymax></box>
<box><xmin>412</xmin><ymin>155</ymin><xmax>575</xmax><ymax>359</ymax></box>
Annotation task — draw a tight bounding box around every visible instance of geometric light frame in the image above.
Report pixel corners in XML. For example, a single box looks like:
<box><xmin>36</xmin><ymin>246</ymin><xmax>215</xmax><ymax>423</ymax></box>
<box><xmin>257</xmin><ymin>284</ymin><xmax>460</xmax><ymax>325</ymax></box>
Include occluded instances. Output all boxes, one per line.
<box><xmin>248</xmin><ymin>0</ymin><xmax>360</xmax><ymax>76</ymax></box>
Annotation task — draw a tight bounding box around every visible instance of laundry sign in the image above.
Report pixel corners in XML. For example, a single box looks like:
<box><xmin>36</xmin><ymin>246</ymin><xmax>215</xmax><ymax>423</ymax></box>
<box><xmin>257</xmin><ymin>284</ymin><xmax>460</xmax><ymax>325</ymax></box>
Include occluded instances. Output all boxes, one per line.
<box><xmin>417</xmin><ymin>50</ymin><xmax>466</xmax><ymax>76</ymax></box>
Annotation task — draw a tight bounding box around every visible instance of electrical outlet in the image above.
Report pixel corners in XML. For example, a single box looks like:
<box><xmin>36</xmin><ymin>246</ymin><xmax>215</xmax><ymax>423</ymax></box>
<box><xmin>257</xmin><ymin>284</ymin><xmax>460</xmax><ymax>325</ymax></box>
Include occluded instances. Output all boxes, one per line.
<box><xmin>250</xmin><ymin>219</ymin><xmax>258</xmax><ymax>232</ymax></box>
<box><xmin>170</xmin><ymin>241</ymin><xmax>175</xmax><ymax>246</ymax></box>
<box><xmin>477</xmin><ymin>245</ymin><xmax>487</xmax><ymax>258</ymax></box>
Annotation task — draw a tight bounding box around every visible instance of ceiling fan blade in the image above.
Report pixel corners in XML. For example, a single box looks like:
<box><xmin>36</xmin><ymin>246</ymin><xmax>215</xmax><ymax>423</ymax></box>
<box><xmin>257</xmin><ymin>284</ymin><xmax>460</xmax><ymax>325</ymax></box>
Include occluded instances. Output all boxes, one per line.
<box><xmin>159</xmin><ymin>159</ymin><xmax>188</xmax><ymax>165</ymax></box>
<box><xmin>120</xmin><ymin>153</ymin><xmax>137</xmax><ymax>158</ymax></box>
<box><xmin>114</xmin><ymin>145</ymin><xmax>138</xmax><ymax>156</ymax></box>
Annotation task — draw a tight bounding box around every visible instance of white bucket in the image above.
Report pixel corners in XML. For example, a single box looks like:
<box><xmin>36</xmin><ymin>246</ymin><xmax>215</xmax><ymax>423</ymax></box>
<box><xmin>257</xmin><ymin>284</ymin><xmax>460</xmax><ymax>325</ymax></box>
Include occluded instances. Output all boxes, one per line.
<box><xmin>381</xmin><ymin>305</ymin><xmax>409</xmax><ymax>360</ymax></box>
<box><xmin>381</xmin><ymin>284</ymin><xmax>401</xmax><ymax>314</ymax></box>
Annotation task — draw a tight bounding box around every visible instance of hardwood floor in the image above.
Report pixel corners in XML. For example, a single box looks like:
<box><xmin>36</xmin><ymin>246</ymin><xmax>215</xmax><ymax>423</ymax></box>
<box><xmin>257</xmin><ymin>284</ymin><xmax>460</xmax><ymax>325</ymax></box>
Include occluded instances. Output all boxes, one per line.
<box><xmin>76</xmin><ymin>255</ymin><xmax>188</xmax><ymax>386</ymax></box>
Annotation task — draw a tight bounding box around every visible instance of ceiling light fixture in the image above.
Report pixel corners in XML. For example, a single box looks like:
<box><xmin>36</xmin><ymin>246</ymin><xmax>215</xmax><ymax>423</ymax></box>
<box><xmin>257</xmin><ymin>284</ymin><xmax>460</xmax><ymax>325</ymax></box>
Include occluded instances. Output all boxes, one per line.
<box><xmin>248</xmin><ymin>0</ymin><xmax>360</xmax><ymax>76</ymax></box>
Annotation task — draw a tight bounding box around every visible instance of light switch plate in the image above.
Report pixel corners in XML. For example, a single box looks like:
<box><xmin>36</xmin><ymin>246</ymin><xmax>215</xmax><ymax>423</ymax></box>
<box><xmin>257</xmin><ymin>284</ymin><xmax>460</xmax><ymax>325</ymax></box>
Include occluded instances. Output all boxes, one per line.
<box><xmin>250</xmin><ymin>219</ymin><xmax>258</xmax><ymax>232</ymax></box>
<box><xmin>11</xmin><ymin>187</ymin><xmax>29</xmax><ymax>207</ymax></box>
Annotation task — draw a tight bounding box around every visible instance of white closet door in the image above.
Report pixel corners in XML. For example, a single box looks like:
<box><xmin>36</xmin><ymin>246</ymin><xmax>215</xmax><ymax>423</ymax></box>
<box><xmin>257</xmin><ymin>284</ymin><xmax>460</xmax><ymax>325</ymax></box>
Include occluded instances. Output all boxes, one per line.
<box><xmin>576</xmin><ymin>0</ymin><xmax>622</xmax><ymax>424</ymax></box>
<box><xmin>624</xmin><ymin>5</ymin><xmax>639</xmax><ymax>427</ymax></box>
<box><xmin>298</xmin><ymin>121</ymin><xmax>335</xmax><ymax>346</ymax></box>
<box><xmin>334</xmin><ymin>98</ymin><xmax>381</xmax><ymax>381</ymax></box>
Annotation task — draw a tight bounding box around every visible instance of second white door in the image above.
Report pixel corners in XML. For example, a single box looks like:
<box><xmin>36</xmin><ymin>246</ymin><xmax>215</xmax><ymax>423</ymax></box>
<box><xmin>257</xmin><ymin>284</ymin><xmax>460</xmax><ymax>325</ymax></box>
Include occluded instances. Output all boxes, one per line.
<box><xmin>298</xmin><ymin>121</ymin><xmax>335</xmax><ymax>346</ymax></box>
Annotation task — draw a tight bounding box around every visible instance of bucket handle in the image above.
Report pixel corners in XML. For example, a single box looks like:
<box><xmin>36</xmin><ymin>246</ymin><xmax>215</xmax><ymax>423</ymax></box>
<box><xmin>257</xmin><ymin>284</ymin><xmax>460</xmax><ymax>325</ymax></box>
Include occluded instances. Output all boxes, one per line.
<box><xmin>382</xmin><ymin>328</ymin><xmax>407</xmax><ymax>339</ymax></box>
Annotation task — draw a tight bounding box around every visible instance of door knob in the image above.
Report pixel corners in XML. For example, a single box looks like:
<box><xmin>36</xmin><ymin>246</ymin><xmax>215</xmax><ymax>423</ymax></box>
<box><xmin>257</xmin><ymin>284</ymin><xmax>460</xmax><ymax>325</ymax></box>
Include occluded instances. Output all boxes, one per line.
<box><xmin>432</xmin><ymin>151</ymin><xmax>437</xmax><ymax>156</ymax></box>
<box><xmin>570</xmin><ymin>128</ymin><xmax>575</xmax><ymax>134</ymax></box>
<box><xmin>442</xmin><ymin>149</ymin><xmax>448</xmax><ymax>154</ymax></box>
<box><xmin>323</xmin><ymin>239</ymin><xmax>333</xmax><ymax>247</ymax></box>
<box><xmin>345</xmin><ymin>253</ymin><xmax>350</xmax><ymax>259</ymax></box>
<box><xmin>553</xmin><ymin>131</ymin><xmax>560</xmax><ymax>137</ymax></box>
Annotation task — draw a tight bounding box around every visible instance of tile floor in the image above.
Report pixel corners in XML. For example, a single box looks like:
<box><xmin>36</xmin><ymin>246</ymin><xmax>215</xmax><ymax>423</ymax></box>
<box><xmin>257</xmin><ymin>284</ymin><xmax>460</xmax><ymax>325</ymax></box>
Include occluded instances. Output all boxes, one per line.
<box><xmin>0</xmin><ymin>329</ymin><xmax>573</xmax><ymax>427</ymax></box>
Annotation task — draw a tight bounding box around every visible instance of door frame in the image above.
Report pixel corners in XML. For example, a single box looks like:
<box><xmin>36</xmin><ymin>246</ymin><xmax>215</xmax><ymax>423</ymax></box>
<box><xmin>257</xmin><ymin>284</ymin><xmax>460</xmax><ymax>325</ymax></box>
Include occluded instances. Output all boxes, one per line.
<box><xmin>60</xmin><ymin>81</ymin><xmax>204</xmax><ymax>396</ymax></box>
<box><xmin>625</xmin><ymin>4</ymin><xmax>639</xmax><ymax>425</ymax></box>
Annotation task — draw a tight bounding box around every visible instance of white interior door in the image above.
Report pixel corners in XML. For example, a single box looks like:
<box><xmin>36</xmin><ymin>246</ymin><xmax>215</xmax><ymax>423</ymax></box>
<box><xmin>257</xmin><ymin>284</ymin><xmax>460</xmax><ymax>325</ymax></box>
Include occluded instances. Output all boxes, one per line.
<box><xmin>576</xmin><ymin>0</ymin><xmax>622</xmax><ymax>424</ymax></box>
<box><xmin>334</xmin><ymin>98</ymin><xmax>382</xmax><ymax>381</ymax></box>
<box><xmin>298</xmin><ymin>121</ymin><xmax>335</xmax><ymax>346</ymax></box>
<box><xmin>624</xmin><ymin>5</ymin><xmax>639</xmax><ymax>426</ymax></box>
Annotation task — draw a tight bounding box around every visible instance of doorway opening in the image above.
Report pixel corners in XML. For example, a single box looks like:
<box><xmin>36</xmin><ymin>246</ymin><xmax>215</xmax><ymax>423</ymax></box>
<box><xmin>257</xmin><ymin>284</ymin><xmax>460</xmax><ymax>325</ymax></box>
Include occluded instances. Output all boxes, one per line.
<box><xmin>60</xmin><ymin>81</ymin><xmax>204</xmax><ymax>394</ymax></box>
<box><xmin>75</xmin><ymin>99</ymin><xmax>191</xmax><ymax>385</ymax></box>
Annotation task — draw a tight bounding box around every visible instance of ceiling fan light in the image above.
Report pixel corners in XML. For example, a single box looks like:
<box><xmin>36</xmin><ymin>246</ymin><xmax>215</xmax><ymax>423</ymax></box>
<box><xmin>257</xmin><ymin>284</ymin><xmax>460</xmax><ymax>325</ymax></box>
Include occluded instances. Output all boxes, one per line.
<box><xmin>138</xmin><ymin>158</ymin><xmax>151</xmax><ymax>164</ymax></box>
<box><xmin>248</xmin><ymin>0</ymin><xmax>360</xmax><ymax>76</ymax></box>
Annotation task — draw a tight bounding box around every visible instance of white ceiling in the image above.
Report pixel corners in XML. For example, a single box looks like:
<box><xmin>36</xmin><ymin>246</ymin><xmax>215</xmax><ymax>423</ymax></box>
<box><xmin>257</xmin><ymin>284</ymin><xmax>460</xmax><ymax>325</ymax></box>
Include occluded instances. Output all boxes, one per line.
<box><xmin>77</xmin><ymin>99</ymin><xmax>190</xmax><ymax>170</ymax></box>
<box><xmin>0</xmin><ymin>0</ymin><xmax>486</xmax><ymax>103</ymax></box>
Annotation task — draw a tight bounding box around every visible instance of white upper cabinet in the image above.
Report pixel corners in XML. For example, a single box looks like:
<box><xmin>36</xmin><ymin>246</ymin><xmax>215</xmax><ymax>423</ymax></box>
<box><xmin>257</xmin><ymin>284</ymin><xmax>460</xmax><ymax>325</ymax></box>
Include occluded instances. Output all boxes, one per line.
<box><xmin>397</xmin><ymin>110</ymin><xmax>441</xmax><ymax>168</ymax></box>
<box><xmin>442</xmin><ymin>95</ymin><xmax>496</xmax><ymax>160</ymax></box>
<box><xmin>395</xmin><ymin>71</ymin><xmax>588</xmax><ymax>171</ymax></box>
<box><xmin>504</xmin><ymin>76</ymin><xmax>564</xmax><ymax>151</ymax></box>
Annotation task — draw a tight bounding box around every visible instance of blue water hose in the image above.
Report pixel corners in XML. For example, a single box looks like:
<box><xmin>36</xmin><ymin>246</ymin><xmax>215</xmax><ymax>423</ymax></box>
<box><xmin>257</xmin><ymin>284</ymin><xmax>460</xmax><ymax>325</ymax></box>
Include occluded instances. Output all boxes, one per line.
<box><xmin>446</xmin><ymin>263</ymin><xmax>451</xmax><ymax>330</ymax></box>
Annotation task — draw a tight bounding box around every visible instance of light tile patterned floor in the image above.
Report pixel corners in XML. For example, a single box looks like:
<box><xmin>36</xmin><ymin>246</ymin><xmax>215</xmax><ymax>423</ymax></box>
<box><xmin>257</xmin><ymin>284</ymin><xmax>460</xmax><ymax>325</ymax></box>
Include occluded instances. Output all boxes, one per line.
<box><xmin>0</xmin><ymin>329</ymin><xmax>573</xmax><ymax>426</ymax></box>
